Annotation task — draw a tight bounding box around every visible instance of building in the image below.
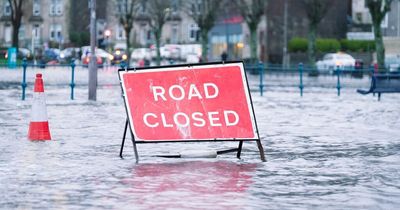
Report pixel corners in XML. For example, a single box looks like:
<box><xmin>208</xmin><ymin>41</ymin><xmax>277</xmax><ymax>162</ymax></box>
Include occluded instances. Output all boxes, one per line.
<box><xmin>104</xmin><ymin>1</ymin><xmax>200</xmax><ymax>49</ymax></box>
<box><xmin>350</xmin><ymin>0</ymin><xmax>400</xmax><ymax>55</ymax></box>
<box><xmin>0</xmin><ymin>0</ymin><xmax>70</xmax><ymax>51</ymax></box>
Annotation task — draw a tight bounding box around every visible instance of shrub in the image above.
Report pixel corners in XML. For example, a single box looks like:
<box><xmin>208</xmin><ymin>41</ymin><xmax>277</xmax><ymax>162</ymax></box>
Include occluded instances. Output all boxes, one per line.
<box><xmin>288</xmin><ymin>37</ymin><xmax>308</xmax><ymax>52</ymax></box>
<box><xmin>288</xmin><ymin>38</ymin><xmax>376</xmax><ymax>53</ymax></box>
<box><xmin>316</xmin><ymin>39</ymin><xmax>340</xmax><ymax>52</ymax></box>
<box><xmin>340</xmin><ymin>39</ymin><xmax>375</xmax><ymax>52</ymax></box>
<box><xmin>289</xmin><ymin>38</ymin><xmax>340</xmax><ymax>53</ymax></box>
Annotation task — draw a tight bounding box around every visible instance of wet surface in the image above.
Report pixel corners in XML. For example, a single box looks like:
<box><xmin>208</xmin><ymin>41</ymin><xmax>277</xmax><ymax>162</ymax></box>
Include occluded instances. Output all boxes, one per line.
<box><xmin>0</xmin><ymin>67</ymin><xmax>399</xmax><ymax>209</ymax></box>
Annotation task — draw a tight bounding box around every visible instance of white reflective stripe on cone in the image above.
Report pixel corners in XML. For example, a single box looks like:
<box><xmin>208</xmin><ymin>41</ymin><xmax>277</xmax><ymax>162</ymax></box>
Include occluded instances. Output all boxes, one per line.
<box><xmin>30</xmin><ymin>93</ymin><xmax>48</xmax><ymax>122</ymax></box>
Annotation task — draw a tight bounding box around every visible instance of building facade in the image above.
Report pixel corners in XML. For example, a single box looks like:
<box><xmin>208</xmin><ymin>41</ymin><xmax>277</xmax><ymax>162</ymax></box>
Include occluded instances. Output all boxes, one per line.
<box><xmin>0</xmin><ymin>0</ymin><xmax>70</xmax><ymax>50</ymax></box>
<box><xmin>0</xmin><ymin>0</ymin><xmax>266</xmax><ymax>61</ymax></box>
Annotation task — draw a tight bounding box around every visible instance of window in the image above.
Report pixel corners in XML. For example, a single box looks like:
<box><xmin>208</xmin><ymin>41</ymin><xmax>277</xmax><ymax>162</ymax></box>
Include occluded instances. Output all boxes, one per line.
<box><xmin>116</xmin><ymin>25</ymin><xmax>125</xmax><ymax>40</ymax></box>
<box><xmin>147</xmin><ymin>30</ymin><xmax>151</xmax><ymax>41</ymax></box>
<box><xmin>4</xmin><ymin>1</ymin><xmax>11</xmax><ymax>16</ymax></box>
<box><xmin>116</xmin><ymin>0</ymin><xmax>125</xmax><ymax>14</ymax></box>
<box><xmin>33</xmin><ymin>0</ymin><xmax>40</xmax><ymax>16</ymax></box>
<box><xmin>19</xmin><ymin>24</ymin><xmax>25</xmax><ymax>40</ymax></box>
<box><xmin>139</xmin><ymin>1</ymin><xmax>146</xmax><ymax>14</ymax></box>
<box><xmin>171</xmin><ymin>25</ymin><xmax>178</xmax><ymax>44</ymax></box>
<box><xmin>190</xmin><ymin>1</ymin><xmax>201</xmax><ymax>15</ymax></box>
<box><xmin>50</xmin><ymin>0</ymin><xmax>62</xmax><ymax>16</ymax></box>
<box><xmin>171</xmin><ymin>0</ymin><xmax>178</xmax><ymax>14</ymax></box>
<box><xmin>50</xmin><ymin>24</ymin><xmax>62</xmax><ymax>41</ymax></box>
<box><xmin>188</xmin><ymin>24</ymin><xmax>199</xmax><ymax>42</ymax></box>
<box><xmin>33</xmin><ymin>24</ymin><xmax>41</xmax><ymax>40</ymax></box>
<box><xmin>356</xmin><ymin>12</ymin><xmax>362</xmax><ymax>22</ymax></box>
<box><xmin>5</xmin><ymin>24</ymin><xmax>11</xmax><ymax>43</ymax></box>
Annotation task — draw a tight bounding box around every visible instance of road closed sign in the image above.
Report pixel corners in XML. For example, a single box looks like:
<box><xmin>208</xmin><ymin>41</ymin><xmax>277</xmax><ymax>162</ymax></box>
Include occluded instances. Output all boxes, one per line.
<box><xmin>119</xmin><ymin>62</ymin><xmax>258</xmax><ymax>141</ymax></box>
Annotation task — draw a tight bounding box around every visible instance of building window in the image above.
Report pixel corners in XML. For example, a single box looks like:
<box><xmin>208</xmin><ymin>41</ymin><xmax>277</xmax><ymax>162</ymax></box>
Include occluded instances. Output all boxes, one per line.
<box><xmin>50</xmin><ymin>0</ymin><xmax>63</xmax><ymax>16</ymax></box>
<box><xmin>33</xmin><ymin>0</ymin><xmax>40</xmax><ymax>16</ymax></box>
<box><xmin>33</xmin><ymin>24</ymin><xmax>41</xmax><ymax>40</ymax></box>
<box><xmin>139</xmin><ymin>1</ymin><xmax>146</xmax><ymax>14</ymax></box>
<box><xmin>147</xmin><ymin>30</ymin><xmax>152</xmax><ymax>41</ymax></box>
<box><xmin>19</xmin><ymin>24</ymin><xmax>25</xmax><ymax>40</ymax></box>
<box><xmin>190</xmin><ymin>1</ymin><xmax>200</xmax><ymax>15</ymax></box>
<box><xmin>116</xmin><ymin>0</ymin><xmax>125</xmax><ymax>14</ymax></box>
<box><xmin>4</xmin><ymin>1</ymin><xmax>11</xmax><ymax>16</ymax></box>
<box><xmin>50</xmin><ymin>24</ymin><xmax>62</xmax><ymax>41</ymax></box>
<box><xmin>171</xmin><ymin>25</ymin><xmax>178</xmax><ymax>44</ymax></box>
<box><xmin>116</xmin><ymin>25</ymin><xmax>125</xmax><ymax>40</ymax></box>
<box><xmin>189</xmin><ymin>24</ymin><xmax>199</xmax><ymax>42</ymax></box>
<box><xmin>5</xmin><ymin>24</ymin><xmax>11</xmax><ymax>43</ymax></box>
<box><xmin>356</xmin><ymin>12</ymin><xmax>362</xmax><ymax>23</ymax></box>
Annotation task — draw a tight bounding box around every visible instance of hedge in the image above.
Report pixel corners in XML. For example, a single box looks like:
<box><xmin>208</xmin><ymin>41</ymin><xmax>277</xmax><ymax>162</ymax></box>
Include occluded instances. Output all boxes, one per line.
<box><xmin>340</xmin><ymin>39</ymin><xmax>375</xmax><ymax>52</ymax></box>
<box><xmin>288</xmin><ymin>38</ymin><xmax>308</xmax><ymax>52</ymax></box>
<box><xmin>288</xmin><ymin>37</ymin><xmax>376</xmax><ymax>53</ymax></box>
<box><xmin>316</xmin><ymin>39</ymin><xmax>341</xmax><ymax>52</ymax></box>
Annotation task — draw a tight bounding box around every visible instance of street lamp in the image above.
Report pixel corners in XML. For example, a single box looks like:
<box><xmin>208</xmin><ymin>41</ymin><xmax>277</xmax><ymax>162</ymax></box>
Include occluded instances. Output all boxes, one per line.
<box><xmin>104</xmin><ymin>29</ymin><xmax>111</xmax><ymax>53</ymax></box>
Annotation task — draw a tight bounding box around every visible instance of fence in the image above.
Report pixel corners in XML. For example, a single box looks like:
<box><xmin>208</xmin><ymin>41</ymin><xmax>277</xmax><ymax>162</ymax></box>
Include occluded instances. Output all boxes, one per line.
<box><xmin>0</xmin><ymin>59</ymin><xmax>397</xmax><ymax>100</ymax></box>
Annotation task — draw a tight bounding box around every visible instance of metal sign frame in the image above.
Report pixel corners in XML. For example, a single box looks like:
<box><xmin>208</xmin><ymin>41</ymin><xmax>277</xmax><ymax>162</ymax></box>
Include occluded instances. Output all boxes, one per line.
<box><xmin>118</xmin><ymin>61</ymin><xmax>266</xmax><ymax>162</ymax></box>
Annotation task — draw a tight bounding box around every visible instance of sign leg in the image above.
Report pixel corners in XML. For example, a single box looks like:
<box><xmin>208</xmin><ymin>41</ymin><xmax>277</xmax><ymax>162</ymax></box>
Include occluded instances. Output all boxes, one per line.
<box><xmin>256</xmin><ymin>139</ymin><xmax>266</xmax><ymax>162</ymax></box>
<box><xmin>129</xmin><ymin>130</ymin><xmax>139</xmax><ymax>163</ymax></box>
<box><xmin>236</xmin><ymin>141</ymin><xmax>243</xmax><ymax>159</ymax></box>
<box><xmin>119</xmin><ymin>119</ymin><xmax>129</xmax><ymax>158</ymax></box>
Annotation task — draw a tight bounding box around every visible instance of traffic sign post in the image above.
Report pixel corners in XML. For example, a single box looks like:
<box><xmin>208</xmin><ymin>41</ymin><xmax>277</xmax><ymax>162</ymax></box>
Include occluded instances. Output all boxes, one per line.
<box><xmin>118</xmin><ymin>61</ymin><xmax>265</xmax><ymax>162</ymax></box>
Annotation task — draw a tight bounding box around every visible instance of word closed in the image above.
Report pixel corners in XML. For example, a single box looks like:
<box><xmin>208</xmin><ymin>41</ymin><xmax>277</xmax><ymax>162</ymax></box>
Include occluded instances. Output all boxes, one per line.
<box><xmin>120</xmin><ymin>63</ymin><xmax>257</xmax><ymax>141</ymax></box>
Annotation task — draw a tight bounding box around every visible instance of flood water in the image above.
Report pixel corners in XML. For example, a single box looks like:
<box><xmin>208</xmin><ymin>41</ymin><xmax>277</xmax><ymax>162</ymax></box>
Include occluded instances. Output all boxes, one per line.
<box><xmin>0</xmin><ymin>67</ymin><xmax>399</xmax><ymax>209</ymax></box>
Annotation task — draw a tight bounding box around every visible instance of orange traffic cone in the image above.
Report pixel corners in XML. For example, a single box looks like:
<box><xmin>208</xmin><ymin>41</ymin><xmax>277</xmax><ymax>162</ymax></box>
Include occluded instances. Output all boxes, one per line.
<box><xmin>28</xmin><ymin>73</ymin><xmax>51</xmax><ymax>140</ymax></box>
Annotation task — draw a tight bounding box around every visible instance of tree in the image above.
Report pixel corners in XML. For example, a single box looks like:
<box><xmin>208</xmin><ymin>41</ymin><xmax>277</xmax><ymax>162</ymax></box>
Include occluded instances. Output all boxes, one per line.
<box><xmin>8</xmin><ymin>0</ymin><xmax>24</xmax><ymax>49</ymax></box>
<box><xmin>69</xmin><ymin>0</ymin><xmax>90</xmax><ymax>47</ymax></box>
<box><xmin>116</xmin><ymin>0</ymin><xmax>139</xmax><ymax>66</ymax></box>
<box><xmin>234</xmin><ymin>0</ymin><xmax>266</xmax><ymax>63</ymax></box>
<box><xmin>185</xmin><ymin>0</ymin><xmax>221</xmax><ymax>62</ymax></box>
<box><xmin>147</xmin><ymin>0</ymin><xmax>171</xmax><ymax>66</ymax></box>
<box><xmin>301</xmin><ymin>0</ymin><xmax>332</xmax><ymax>68</ymax></box>
<box><xmin>366</xmin><ymin>0</ymin><xmax>393</xmax><ymax>70</ymax></box>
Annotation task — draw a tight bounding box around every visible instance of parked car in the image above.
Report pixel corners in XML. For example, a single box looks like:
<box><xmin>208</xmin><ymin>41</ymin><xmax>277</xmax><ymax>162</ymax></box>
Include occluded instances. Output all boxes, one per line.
<box><xmin>149</xmin><ymin>45</ymin><xmax>174</xmax><ymax>59</ymax></box>
<box><xmin>385</xmin><ymin>54</ymin><xmax>400</xmax><ymax>73</ymax></box>
<box><xmin>110</xmin><ymin>48</ymin><xmax>128</xmax><ymax>65</ymax></box>
<box><xmin>4</xmin><ymin>48</ymin><xmax>32</xmax><ymax>60</ymax></box>
<box><xmin>81</xmin><ymin>46</ymin><xmax>112</xmax><ymax>66</ymax></box>
<box><xmin>186</xmin><ymin>52</ymin><xmax>201</xmax><ymax>63</ymax></box>
<box><xmin>18</xmin><ymin>48</ymin><xmax>32</xmax><ymax>59</ymax></box>
<box><xmin>316</xmin><ymin>52</ymin><xmax>356</xmax><ymax>72</ymax></box>
<box><xmin>42</xmin><ymin>48</ymin><xmax>59</xmax><ymax>63</ymax></box>
<box><xmin>164</xmin><ymin>44</ymin><xmax>181</xmax><ymax>59</ymax></box>
<box><xmin>59</xmin><ymin>47</ymin><xmax>81</xmax><ymax>63</ymax></box>
<box><xmin>130</xmin><ymin>48</ymin><xmax>151</xmax><ymax>61</ymax></box>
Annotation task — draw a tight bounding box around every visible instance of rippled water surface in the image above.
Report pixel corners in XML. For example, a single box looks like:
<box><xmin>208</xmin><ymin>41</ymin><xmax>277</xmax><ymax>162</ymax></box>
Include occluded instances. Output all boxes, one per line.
<box><xmin>0</xmin><ymin>67</ymin><xmax>399</xmax><ymax>209</ymax></box>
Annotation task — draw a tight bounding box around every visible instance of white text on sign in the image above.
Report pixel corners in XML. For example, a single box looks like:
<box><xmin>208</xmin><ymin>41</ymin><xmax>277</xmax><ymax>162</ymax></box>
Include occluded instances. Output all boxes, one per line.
<box><xmin>143</xmin><ymin>83</ymin><xmax>240</xmax><ymax>128</ymax></box>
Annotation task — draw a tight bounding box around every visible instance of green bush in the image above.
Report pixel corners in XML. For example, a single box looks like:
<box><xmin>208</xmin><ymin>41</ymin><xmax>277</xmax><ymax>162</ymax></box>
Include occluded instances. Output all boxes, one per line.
<box><xmin>288</xmin><ymin>38</ymin><xmax>340</xmax><ymax>53</ymax></box>
<box><xmin>316</xmin><ymin>39</ymin><xmax>340</xmax><ymax>52</ymax></box>
<box><xmin>288</xmin><ymin>37</ymin><xmax>308</xmax><ymax>52</ymax></box>
<box><xmin>289</xmin><ymin>37</ymin><xmax>376</xmax><ymax>53</ymax></box>
<box><xmin>340</xmin><ymin>39</ymin><xmax>375</xmax><ymax>52</ymax></box>
<box><xmin>69</xmin><ymin>31</ymin><xmax>90</xmax><ymax>46</ymax></box>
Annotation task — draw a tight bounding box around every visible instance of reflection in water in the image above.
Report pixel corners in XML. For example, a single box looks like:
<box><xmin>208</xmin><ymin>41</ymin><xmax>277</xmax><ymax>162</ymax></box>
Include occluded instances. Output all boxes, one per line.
<box><xmin>122</xmin><ymin>161</ymin><xmax>257</xmax><ymax>210</ymax></box>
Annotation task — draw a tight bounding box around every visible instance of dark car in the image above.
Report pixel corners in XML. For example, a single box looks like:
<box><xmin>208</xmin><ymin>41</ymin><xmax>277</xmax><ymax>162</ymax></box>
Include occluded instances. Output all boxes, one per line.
<box><xmin>110</xmin><ymin>48</ymin><xmax>128</xmax><ymax>65</ymax></box>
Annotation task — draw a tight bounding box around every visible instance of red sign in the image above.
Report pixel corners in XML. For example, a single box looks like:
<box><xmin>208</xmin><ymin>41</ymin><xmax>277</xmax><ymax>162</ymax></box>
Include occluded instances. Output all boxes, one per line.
<box><xmin>119</xmin><ymin>62</ymin><xmax>257</xmax><ymax>141</ymax></box>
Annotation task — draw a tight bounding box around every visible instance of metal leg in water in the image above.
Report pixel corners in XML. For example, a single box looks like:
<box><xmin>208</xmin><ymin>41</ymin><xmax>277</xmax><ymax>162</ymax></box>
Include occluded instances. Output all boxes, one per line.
<box><xmin>236</xmin><ymin>141</ymin><xmax>243</xmax><ymax>159</ymax></box>
<box><xmin>256</xmin><ymin>139</ymin><xmax>266</xmax><ymax>162</ymax></box>
<box><xmin>119</xmin><ymin>119</ymin><xmax>129</xmax><ymax>158</ymax></box>
<box><xmin>130</xmin><ymin>130</ymin><xmax>139</xmax><ymax>163</ymax></box>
